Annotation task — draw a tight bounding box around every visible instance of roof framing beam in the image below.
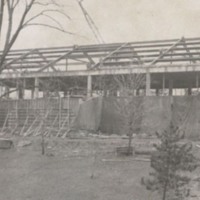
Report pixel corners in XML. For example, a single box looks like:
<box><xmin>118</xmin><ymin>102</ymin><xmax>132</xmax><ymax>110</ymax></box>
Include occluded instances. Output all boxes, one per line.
<box><xmin>37</xmin><ymin>48</ymin><xmax>76</xmax><ymax>72</ymax></box>
<box><xmin>181</xmin><ymin>37</ymin><xmax>196</xmax><ymax>63</ymax></box>
<box><xmin>2</xmin><ymin>37</ymin><xmax>200</xmax><ymax>73</ymax></box>
<box><xmin>35</xmin><ymin>50</ymin><xmax>57</xmax><ymax>72</ymax></box>
<box><xmin>147</xmin><ymin>37</ymin><xmax>184</xmax><ymax>66</ymax></box>
<box><xmin>2</xmin><ymin>49</ymin><xmax>37</xmax><ymax>71</ymax></box>
<box><xmin>91</xmin><ymin>43</ymin><xmax>129</xmax><ymax>69</ymax></box>
<box><xmin>1</xmin><ymin>64</ymin><xmax>200</xmax><ymax>80</ymax></box>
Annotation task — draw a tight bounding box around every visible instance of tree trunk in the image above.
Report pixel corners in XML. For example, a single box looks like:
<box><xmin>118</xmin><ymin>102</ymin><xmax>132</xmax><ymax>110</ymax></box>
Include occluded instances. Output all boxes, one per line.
<box><xmin>0</xmin><ymin>0</ymin><xmax>5</xmax><ymax>39</ymax></box>
<box><xmin>162</xmin><ymin>181</ymin><xmax>168</xmax><ymax>200</ymax></box>
<box><xmin>127</xmin><ymin>131</ymin><xmax>133</xmax><ymax>155</ymax></box>
<box><xmin>41</xmin><ymin>131</ymin><xmax>45</xmax><ymax>155</ymax></box>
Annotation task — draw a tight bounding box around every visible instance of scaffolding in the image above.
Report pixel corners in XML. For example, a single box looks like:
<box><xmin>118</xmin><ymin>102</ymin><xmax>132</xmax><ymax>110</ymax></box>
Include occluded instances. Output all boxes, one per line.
<box><xmin>0</xmin><ymin>97</ymin><xmax>79</xmax><ymax>137</ymax></box>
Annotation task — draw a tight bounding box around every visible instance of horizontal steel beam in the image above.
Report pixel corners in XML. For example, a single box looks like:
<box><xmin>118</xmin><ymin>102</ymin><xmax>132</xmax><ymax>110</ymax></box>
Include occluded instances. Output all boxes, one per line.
<box><xmin>0</xmin><ymin>64</ymin><xmax>200</xmax><ymax>79</ymax></box>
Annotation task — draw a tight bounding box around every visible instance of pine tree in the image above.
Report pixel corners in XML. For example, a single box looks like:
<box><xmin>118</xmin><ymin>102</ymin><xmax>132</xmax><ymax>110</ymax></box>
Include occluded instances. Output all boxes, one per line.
<box><xmin>142</xmin><ymin>122</ymin><xmax>198</xmax><ymax>200</ymax></box>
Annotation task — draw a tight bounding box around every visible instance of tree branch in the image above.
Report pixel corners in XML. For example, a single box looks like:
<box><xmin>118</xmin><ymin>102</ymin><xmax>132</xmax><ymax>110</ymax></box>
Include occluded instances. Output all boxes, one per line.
<box><xmin>0</xmin><ymin>0</ymin><xmax>5</xmax><ymax>40</ymax></box>
<box><xmin>34</xmin><ymin>0</ymin><xmax>60</xmax><ymax>7</ymax></box>
<box><xmin>24</xmin><ymin>9</ymin><xmax>71</xmax><ymax>25</ymax></box>
<box><xmin>23</xmin><ymin>23</ymin><xmax>75</xmax><ymax>35</ymax></box>
<box><xmin>0</xmin><ymin>0</ymin><xmax>75</xmax><ymax>72</ymax></box>
<box><xmin>0</xmin><ymin>0</ymin><xmax>35</xmax><ymax>69</ymax></box>
<box><xmin>13</xmin><ymin>0</ymin><xmax>20</xmax><ymax>9</ymax></box>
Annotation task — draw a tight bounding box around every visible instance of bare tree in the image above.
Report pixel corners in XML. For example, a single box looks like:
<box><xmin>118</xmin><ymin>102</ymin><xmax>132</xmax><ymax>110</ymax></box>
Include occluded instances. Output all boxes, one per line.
<box><xmin>112</xmin><ymin>72</ymin><xmax>145</xmax><ymax>155</ymax></box>
<box><xmin>0</xmin><ymin>0</ymin><xmax>73</xmax><ymax>72</ymax></box>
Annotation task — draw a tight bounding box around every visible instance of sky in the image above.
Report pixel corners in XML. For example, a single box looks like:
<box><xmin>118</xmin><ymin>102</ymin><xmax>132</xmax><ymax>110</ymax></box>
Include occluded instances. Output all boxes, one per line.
<box><xmin>2</xmin><ymin>0</ymin><xmax>200</xmax><ymax>49</ymax></box>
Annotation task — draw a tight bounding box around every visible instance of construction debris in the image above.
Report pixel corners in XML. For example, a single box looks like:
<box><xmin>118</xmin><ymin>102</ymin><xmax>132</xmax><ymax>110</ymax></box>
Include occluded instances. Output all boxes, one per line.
<box><xmin>0</xmin><ymin>138</ymin><xmax>13</xmax><ymax>149</ymax></box>
<box><xmin>17</xmin><ymin>140</ymin><xmax>32</xmax><ymax>147</ymax></box>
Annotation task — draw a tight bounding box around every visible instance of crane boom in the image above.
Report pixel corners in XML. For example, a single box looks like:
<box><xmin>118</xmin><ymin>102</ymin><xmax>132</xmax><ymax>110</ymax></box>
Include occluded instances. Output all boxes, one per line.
<box><xmin>77</xmin><ymin>0</ymin><xmax>105</xmax><ymax>44</ymax></box>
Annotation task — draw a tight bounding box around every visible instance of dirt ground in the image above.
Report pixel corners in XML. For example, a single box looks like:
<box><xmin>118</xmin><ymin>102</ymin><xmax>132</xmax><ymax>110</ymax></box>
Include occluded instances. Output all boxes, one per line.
<box><xmin>0</xmin><ymin>135</ymin><xmax>199</xmax><ymax>200</ymax></box>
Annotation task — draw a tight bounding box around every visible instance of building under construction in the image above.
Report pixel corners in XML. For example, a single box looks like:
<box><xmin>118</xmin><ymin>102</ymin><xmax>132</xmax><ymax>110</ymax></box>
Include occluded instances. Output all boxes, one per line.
<box><xmin>0</xmin><ymin>37</ymin><xmax>200</xmax><ymax>138</ymax></box>
<box><xmin>1</xmin><ymin>37</ymin><xmax>200</xmax><ymax>97</ymax></box>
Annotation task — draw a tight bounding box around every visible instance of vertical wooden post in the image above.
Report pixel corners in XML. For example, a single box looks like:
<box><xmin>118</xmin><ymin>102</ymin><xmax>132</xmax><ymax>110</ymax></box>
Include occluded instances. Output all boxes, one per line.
<box><xmin>136</xmin><ymin>89</ymin><xmax>140</xmax><ymax>96</ymax></box>
<box><xmin>66</xmin><ymin>59</ymin><xmax>68</xmax><ymax>71</ymax></box>
<box><xmin>0</xmin><ymin>85</ymin><xmax>2</xmax><ymax>97</ymax></box>
<box><xmin>67</xmin><ymin>92</ymin><xmax>70</xmax><ymax>132</ymax></box>
<box><xmin>87</xmin><ymin>75</ymin><xmax>92</xmax><ymax>98</ymax></box>
<box><xmin>59</xmin><ymin>97</ymin><xmax>62</xmax><ymax>129</ymax></box>
<box><xmin>17</xmin><ymin>79</ymin><xmax>25</xmax><ymax>99</ymax></box>
<box><xmin>170</xmin><ymin>95</ymin><xmax>174</xmax><ymax>122</ymax></box>
<box><xmin>22</xmin><ymin>79</ymin><xmax>26</xmax><ymax>99</ymax></box>
<box><xmin>0</xmin><ymin>82</ymin><xmax>2</xmax><ymax>97</ymax></box>
<box><xmin>16</xmin><ymin>100</ymin><xmax>18</xmax><ymax>129</ymax></box>
<box><xmin>169</xmin><ymin>79</ymin><xmax>173</xmax><ymax>96</ymax></box>
<box><xmin>31</xmin><ymin>89</ymin><xmax>34</xmax><ymax>99</ymax></box>
<box><xmin>146</xmin><ymin>70</ymin><xmax>151</xmax><ymax>96</ymax></box>
<box><xmin>16</xmin><ymin>80</ymin><xmax>20</xmax><ymax>99</ymax></box>
<box><xmin>188</xmin><ymin>86</ymin><xmax>192</xmax><ymax>96</ymax></box>
<box><xmin>34</xmin><ymin>78</ymin><xmax>39</xmax><ymax>99</ymax></box>
<box><xmin>156</xmin><ymin>88</ymin><xmax>159</xmax><ymax>96</ymax></box>
<box><xmin>5</xmin><ymin>85</ymin><xmax>9</xmax><ymax>99</ymax></box>
<box><xmin>162</xmin><ymin>74</ymin><xmax>166</xmax><ymax>96</ymax></box>
<box><xmin>196</xmin><ymin>74</ymin><xmax>199</xmax><ymax>93</ymax></box>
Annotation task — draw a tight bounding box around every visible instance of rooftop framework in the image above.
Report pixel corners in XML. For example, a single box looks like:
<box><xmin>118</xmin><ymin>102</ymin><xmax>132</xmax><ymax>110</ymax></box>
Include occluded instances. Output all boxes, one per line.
<box><xmin>1</xmin><ymin>37</ymin><xmax>200</xmax><ymax>98</ymax></box>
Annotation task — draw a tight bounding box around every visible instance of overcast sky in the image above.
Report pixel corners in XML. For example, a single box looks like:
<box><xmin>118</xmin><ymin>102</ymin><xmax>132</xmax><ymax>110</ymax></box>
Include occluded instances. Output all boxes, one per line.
<box><xmin>3</xmin><ymin>0</ymin><xmax>200</xmax><ymax>49</ymax></box>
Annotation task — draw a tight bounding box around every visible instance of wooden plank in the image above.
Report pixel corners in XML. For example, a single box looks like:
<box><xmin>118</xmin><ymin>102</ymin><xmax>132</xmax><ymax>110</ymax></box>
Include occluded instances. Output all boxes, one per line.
<box><xmin>92</xmin><ymin>43</ymin><xmax>129</xmax><ymax>68</ymax></box>
<box><xmin>83</xmin><ymin>52</ymin><xmax>95</xmax><ymax>64</ymax></box>
<box><xmin>181</xmin><ymin>38</ymin><xmax>196</xmax><ymax>63</ymax></box>
<box><xmin>37</xmin><ymin>49</ymin><xmax>76</xmax><ymax>72</ymax></box>
<box><xmin>4</xmin><ymin>50</ymin><xmax>200</xmax><ymax>63</ymax></box>
<box><xmin>1</xmin><ymin>37</ymin><xmax>200</xmax><ymax>56</ymax></box>
<box><xmin>2</xmin><ymin>49</ymin><xmax>37</xmax><ymax>69</ymax></box>
<box><xmin>148</xmin><ymin>38</ymin><xmax>183</xmax><ymax>66</ymax></box>
<box><xmin>4</xmin><ymin>46</ymin><xmax>200</xmax><ymax>60</ymax></box>
<box><xmin>35</xmin><ymin>50</ymin><xmax>57</xmax><ymax>72</ymax></box>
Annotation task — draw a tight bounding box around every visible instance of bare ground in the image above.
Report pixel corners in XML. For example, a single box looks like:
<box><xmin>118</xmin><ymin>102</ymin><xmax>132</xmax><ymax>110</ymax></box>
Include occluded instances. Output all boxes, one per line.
<box><xmin>0</xmin><ymin>135</ymin><xmax>199</xmax><ymax>200</ymax></box>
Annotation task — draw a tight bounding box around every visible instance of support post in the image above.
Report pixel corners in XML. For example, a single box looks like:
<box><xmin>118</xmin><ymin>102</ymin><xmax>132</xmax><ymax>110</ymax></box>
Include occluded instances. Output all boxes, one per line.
<box><xmin>87</xmin><ymin>75</ymin><xmax>92</xmax><ymax>98</ymax></box>
<box><xmin>16</xmin><ymin>100</ymin><xmax>18</xmax><ymax>128</ymax></box>
<box><xmin>5</xmin><ymin>86</ymin><xmax>10</xmax><ymax>99</ymax></box>
<box><xmin>16</xmin><ymin>80</ymin><xmax>20</xmax><ymax>99</ymax></box>
<box><xmin>17</xmin><ymin>79</ymin><xmax>25</xmax><ymax>99</ymax></box>
<box><xmin>66</xmin><ymin>59</ymin><xmax>68</xmax><ymax>71</ymax></box>
<box><xmin>188</xmin><ymin>86</ymin><xmax>192</xmax><ymax>96</ymax></box>
<box><xmin>67</xmin><ymin>91</ymin><xmax>70</xmax><ymax>132</ymax></box>
<box><xmin>23</xmin><ymin>79</ymin><xmax>26</xmax><ymax>99</ymax></box>
<box><xmin>162</xmin><ymin>74</ymin><xmax>166</xmax><ymax>96</ymax></box>
<box><xmin>169</xmin><ymin>79</ymin><xmax>173</xmax><ymax>96</ymax></box>
<box><xmin>196</xmin><ymin>74</ymin><xmax>199</xmax><ymax>93</ymax></box>
<box><xmin>156</xmin><ymin>88</ymin><xmax>159</xmax><ymax>96</ymax></box>
<box><xmin>145</xmin><ymin>70</ymin><xmax>151</xmax><ymax>96</ymax></box>
<box><xmin>31</xmin><ymin>89</ymin><xmax>34</xmax><ymax>99</ymax></box>
<box><xmin>136</xmin><ymin>89</ymin><xmax>140</xmax><ymax>96</ymax></box>
<box><xmin>34</xmin><ymin>78</ymin><xmax>39</xmax><ymax>99</ymax></box>
<box><xmin>0</xmin><ymin>84</ymin><xmax>2</xmax><ymax>97</ymax></box>
<box><xmin>59</xmin><ymin>97</ymin><xmax>62</xmax><ymax>129</ymax></box>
